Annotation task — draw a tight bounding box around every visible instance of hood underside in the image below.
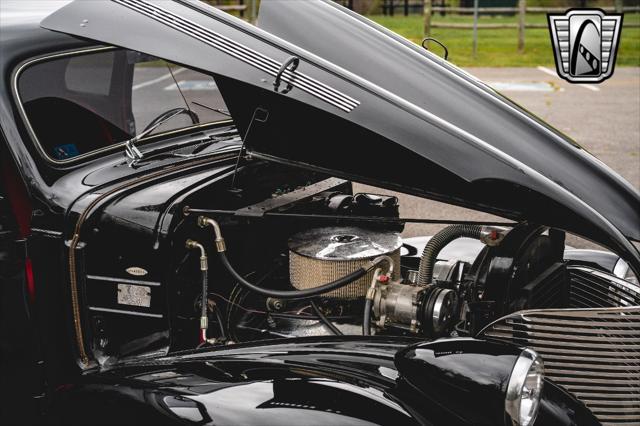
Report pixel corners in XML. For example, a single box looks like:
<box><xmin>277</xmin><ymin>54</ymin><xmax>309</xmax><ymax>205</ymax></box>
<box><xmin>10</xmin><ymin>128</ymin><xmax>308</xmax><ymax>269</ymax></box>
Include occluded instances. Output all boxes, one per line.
<box><xmin>40</xmin><ymin>0</ymin><xmax>639</xmax><ymax>269</ymax></box>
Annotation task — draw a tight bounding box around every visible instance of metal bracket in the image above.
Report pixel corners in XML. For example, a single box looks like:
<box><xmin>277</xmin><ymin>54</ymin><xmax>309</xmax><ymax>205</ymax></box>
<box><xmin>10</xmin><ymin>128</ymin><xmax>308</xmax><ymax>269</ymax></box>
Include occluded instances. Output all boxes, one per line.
<box><xmin>235</xmin><ymin>177</ymin><xmax>348</xmax><ymax>217</ymax></box>
<box><xmin>124</xmin><ymin>140</ymin><xmax>143</xmax><ymax>166</ymax></box>
<box><xmin>273</xmin><ymin>56</ymin><xmax>300</xmax><ymax>94</ymax></box>
<box><xmin>230</xmin><ymin>107</ymin><xmax>269</xmax><ymax>190</ymax></box>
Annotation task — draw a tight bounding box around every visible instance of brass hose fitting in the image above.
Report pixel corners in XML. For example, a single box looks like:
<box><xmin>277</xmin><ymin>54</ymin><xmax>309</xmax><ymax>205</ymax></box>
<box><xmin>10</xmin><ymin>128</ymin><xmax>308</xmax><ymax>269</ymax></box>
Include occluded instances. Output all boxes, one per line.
<box><xmin>366</xmin><ymin>268</ymin><xmax>384</xmax><ymax>301</ymax></box>
<box><xmin>198</xmin><ymin>216</ymin><xmax>226</xmax><ymax>252</ymax></box>
<box><xmin>185</xmin><ymin>239</ymin><xmax>208</xmax><ymax>270</ymax></box>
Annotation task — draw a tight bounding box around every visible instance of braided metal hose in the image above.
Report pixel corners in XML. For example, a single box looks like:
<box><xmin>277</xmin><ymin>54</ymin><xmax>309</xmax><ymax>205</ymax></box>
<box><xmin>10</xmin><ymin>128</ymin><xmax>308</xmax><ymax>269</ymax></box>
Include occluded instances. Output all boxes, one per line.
<box><xmin>417</xmin><ymin>225</ymin><xmax>483</xmax><ymax>286</ymax></box>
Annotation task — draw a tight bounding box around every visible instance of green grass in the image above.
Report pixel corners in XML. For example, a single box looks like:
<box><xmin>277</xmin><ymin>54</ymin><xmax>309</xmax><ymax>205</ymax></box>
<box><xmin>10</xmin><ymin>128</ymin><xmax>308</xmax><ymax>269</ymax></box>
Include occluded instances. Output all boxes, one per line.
<box><xmin>369</xmin><ymin>13</ymin><xmax>640</xmax><ymax>67</ymax></box>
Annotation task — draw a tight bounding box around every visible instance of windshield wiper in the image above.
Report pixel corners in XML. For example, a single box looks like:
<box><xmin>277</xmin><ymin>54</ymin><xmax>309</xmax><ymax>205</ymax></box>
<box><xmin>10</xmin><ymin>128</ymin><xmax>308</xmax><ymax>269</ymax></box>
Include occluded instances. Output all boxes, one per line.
<box><xmin>124</xmin><ymin>107</ymin><xmax>199</xmax><ymax>165</ymax></box>
<box><xmin>128</xmin><ymin>133</ymin><xmax>240</xmax><ymax>165</ymax></box>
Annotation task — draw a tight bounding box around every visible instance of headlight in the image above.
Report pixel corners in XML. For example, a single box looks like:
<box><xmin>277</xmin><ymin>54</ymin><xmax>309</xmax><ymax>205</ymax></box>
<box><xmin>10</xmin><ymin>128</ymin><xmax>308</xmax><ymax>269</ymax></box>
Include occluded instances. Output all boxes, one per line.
<box><xmin>505</xmin><ymin>348</ymin><xmax>544</xmax><ymax>426</ymax></box>
<box><xmin>396</xmin><ymin>339</ymin><xmax>551</xmax><ymax>426</ymax></box>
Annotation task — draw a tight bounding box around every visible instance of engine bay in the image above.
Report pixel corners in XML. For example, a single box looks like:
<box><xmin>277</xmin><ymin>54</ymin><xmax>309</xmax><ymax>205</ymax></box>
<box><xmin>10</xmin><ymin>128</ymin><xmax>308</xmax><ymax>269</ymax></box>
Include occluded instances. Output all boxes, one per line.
<box><xmin>166</xmin><ymin>169</ymin><xmax>580</xmax><ymax>351</ymax></box>
<box><xmin>81</xmin><ymin>162</ymin><xmax>638</xmax><ymax>364</ymax></box>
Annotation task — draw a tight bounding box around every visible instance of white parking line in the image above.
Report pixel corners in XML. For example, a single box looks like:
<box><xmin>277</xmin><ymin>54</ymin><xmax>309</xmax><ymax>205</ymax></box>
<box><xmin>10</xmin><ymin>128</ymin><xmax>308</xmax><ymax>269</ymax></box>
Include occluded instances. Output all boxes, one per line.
<box><xmin>536</xmin><ymin>65</ymin><xmax>560</xmax><ymax>78</ymax></box>
<box><xmin>536</xmin><ymin>66</ymin><xmax>600</xmax><ymax>92</ymax></box>
<box><xmin>132</xmin><ymin>67</ymin><xmax>185</xmax><ymax>91</ymax></box>
<box><xmin>579</xmin><ymin>83</ymin><xmax>601</xmax><ymax>92</ymax></box>
<box><xmin>488</xmin><ymin>81</ymin><xmax>556</xmax><ymax>92</ymax></box>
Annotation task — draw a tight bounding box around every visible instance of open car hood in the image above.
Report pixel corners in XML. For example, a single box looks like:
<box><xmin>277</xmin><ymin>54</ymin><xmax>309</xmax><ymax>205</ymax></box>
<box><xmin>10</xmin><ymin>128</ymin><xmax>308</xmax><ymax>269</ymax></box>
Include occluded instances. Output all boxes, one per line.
<box><xmin>41</xmin><ymin>0</ymin><xmax>639</xmax><ymax>270</ymax></box>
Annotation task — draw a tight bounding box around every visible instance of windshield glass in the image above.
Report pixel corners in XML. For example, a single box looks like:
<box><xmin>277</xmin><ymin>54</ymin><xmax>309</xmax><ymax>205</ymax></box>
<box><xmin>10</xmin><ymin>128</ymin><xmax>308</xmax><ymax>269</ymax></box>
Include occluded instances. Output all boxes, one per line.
<box><xmin>17</xmin><ymin>48</ymin><xmax>231</xmax><ymax>163</ymax></box>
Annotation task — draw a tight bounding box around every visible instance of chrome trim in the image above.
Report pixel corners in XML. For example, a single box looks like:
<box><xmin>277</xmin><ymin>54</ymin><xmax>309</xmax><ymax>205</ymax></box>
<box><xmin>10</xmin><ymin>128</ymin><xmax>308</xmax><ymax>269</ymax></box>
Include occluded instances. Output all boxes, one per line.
<box><xmin>569</xmin><ymin>266</ymin><xmax>640</xmax><ymax>308</ymax></box>
<box><xmin>545</xmin><ymin>369</ymin><xmax>640</xmax><ymax>378</ymax></box>
<box><xmin>613</xmin><ymin>258</ymin><xmax>630</xmax><ymax>279</ymax></box>
<box><xmin>86</xmin><ymin>274</ymin><xmax>161</xmax><ymax>287</ymax></box>
<box><xmin>545</xmin><ymin>361</ymin><xmax>640</xmax><ymax>370</ymax></box>
<box><xmin>30</xmin><ymin>228</ymin><xmax>63</xmax><ymax>237</ymax></box>
<box><xmin>577</xmin><ymin>394</ymin><xmax>639</xmax><ymax>400</ymax></box>
<box><xmin>89</xmin><ymin>307</ymin><xmax>163</xmax><ymax>318</ymax></box>
<box><xmin>11</xmin><ymin>46</ymin><xmax>234</xmax><ymax>166</ymax></box>
<box><xmin>113</xmin><ymin>0</ymin><xmax>360</xmax><ymax>113</ymax></box>
<box><xmin>497</xmin><ymin>321</ymin><xmax>639</xmax><ymax>334</ymax></box>
<box><xmin>13</xmin><ymin>46</ymin><xmax>115</xmax><ymax>165</ymax></box>
<box><xmin>505</xmin><ymin>348</ymin><xmax>543</xmax><ymax>426</ymax></box>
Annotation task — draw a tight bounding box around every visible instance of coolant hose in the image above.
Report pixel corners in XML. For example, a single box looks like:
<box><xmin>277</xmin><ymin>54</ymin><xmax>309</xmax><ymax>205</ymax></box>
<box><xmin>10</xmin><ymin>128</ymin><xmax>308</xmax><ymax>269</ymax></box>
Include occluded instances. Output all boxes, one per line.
<box><xmin>362</xmin><ymin>298</ymin><xmax>373</xmax><ymax>336</ymax></box>
<box><xmin>417</xmin><ymin>224</ymin><xmax>483</xmax><ymax>286</ymax></box>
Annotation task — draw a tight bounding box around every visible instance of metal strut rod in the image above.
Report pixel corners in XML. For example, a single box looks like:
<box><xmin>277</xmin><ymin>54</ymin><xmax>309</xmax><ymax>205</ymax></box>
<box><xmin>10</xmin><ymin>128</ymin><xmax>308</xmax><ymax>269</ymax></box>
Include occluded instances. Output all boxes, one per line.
<box><xmin>184</xmin><ymin>207</ymin><xmax>516</xmax><ymax>227</ymax></box>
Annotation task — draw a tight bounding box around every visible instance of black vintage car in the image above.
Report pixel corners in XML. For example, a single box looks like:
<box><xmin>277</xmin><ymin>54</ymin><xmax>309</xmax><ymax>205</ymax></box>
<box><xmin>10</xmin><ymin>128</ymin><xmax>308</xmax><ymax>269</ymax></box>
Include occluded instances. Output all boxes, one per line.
<box><xmin>1</xmin><ymin>1</ymin><xmax>638</xmax><ymax>425</ymax></box>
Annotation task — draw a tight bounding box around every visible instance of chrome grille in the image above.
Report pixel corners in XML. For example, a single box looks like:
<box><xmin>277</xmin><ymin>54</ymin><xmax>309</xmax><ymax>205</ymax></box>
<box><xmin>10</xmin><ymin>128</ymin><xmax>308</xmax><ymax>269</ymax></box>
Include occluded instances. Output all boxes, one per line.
<box><xmin>569</xmin><ymin>266</ymin><xmax>640</xmax><ymax>308</ymax></box>
<box><xmin>481</xmin><ymin>268</ymin><xmax>640</xmax><ymax>425</ymax></box>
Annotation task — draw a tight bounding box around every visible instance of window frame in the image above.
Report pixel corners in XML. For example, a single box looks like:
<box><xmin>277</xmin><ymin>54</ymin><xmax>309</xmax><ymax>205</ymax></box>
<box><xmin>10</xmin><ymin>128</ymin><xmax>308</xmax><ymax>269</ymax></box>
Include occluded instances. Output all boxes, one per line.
<box><xmin>12</xmin><ymin>45</ymin><xmax>233</xmax><ymax>166</ymax></box>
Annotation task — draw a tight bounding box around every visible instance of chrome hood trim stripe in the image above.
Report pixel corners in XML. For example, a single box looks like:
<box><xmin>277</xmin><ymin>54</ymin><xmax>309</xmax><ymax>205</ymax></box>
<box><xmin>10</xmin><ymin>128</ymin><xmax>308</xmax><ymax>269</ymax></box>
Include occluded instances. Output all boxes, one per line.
<box><xmin>113</xmin><ymin>0</ymin><xmax>359</xmax><ymax>113</ymax></box>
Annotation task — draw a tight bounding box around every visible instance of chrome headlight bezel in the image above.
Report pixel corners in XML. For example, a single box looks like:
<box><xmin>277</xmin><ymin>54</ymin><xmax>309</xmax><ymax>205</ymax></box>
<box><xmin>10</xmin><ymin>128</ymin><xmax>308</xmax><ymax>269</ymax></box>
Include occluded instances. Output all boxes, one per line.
<box><xmin>505</xmin><ymin>348</ymin><xmax>544</xmax><ymax>426</ymax></box>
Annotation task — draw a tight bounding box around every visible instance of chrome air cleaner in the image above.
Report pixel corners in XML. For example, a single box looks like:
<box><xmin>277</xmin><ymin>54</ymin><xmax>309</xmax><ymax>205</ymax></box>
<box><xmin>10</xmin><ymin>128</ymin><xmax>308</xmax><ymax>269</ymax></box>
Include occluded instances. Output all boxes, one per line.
<box><xmin>288</xmin><ymin>227</ymin><xmax>401</xmax><ymax>299</ymax></box>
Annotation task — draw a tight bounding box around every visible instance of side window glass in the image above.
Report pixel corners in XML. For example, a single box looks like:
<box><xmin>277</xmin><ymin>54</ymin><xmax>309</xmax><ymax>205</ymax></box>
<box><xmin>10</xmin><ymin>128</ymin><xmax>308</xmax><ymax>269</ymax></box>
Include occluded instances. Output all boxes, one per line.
<box><xmin>17</xmin><ymin>49</ymin><xmax>232</xmax><ymax>163</ymax></box>
<box><xmin>65</xmin><ymin>52</ymin><xmax>114</xmax><ymax>96</ymax></box>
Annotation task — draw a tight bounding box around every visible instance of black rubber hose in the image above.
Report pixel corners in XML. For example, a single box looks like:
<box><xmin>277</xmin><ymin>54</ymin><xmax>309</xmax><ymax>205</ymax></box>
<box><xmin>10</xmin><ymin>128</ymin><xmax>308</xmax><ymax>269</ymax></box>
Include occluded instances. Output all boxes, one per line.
<box><xmin>417</xmin><ymin>224</ymin><xmax>483</xmax><ymax>286</ymax></box>
<box><xmin>269</xmin><ymin>313</ymin><xmax>357</xmax><ymax>321</ymax></box>
<box><xmin>310</xmin><ymin>300</ymin><xmax>343</xmax><ymax>336</ymax></box>
<box><xmin>362</xmin><ymin>298</ymin><xmax>373</xmax><ymax>336</ymax></box>
<box><xmin>219</xmin><ymin>252</ymin><xmax>369</xmax><ymax>299</ymax></box>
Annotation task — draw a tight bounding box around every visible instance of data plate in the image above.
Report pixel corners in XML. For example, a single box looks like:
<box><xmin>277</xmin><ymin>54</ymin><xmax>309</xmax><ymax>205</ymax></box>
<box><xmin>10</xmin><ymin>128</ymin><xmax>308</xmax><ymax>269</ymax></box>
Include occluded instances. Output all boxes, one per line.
<box><xmin>117</xmin><ymin>283</ymin><xmax>151</xmax><ymax>307</ymax></box>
